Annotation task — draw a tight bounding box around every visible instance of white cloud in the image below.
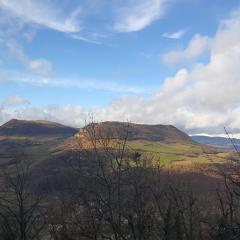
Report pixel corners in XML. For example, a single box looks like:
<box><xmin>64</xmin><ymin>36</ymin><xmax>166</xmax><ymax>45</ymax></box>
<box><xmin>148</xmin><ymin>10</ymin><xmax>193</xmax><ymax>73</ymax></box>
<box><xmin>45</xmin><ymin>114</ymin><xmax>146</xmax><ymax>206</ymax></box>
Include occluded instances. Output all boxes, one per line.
<box><xmin>2</xmin><ymin>8</ymin><xmax>240</xmax><ymax>136</ymax></box>
<box><xmin>159</xmin><ymin>69</ymin><xmax>189</xmax><ymax>94</ymax></box>
<box><xmin>5</xmin><ymin>41</ymin><xmax>52</xmax><ymax>76</ymax></box>
<box><xmin>23</xmin><ymin>28</ymin><xmax>37</xmax><ymax>42</ymax></box>
<box><xmin>0</xmin><ymin>69</ymin><xmax>146</xmax><ymax>94</ymax></box>
<box><xmin>113</xmin><ymin>0</ymin><xmax>167</xmax><ymax>32</ymax></box>
<box><xmin>191</xmin><ymin>133</ymin><xmax>240</xmax><ymax>139</ymax></box>
<box><xmin>97</xmin><ymin>9</ymin><xmax>240</xmax><ymax>134</ymax></box>
<box><xmin>70</xmin><ymin>34</ymin><xmax>102</xmax><ymax>45</ymax></box>
<box><xmin>0</xmin><ymin>100</ymin><xmax>88</xmax><ymax>128</ymax></box>
<box><xmin>28</xmin><ymin>60</ymin><xmax>52</xmax><ymax>76</ymax></box>
<box><xmin>0</xmin><ymin>0</ymin><xmax>81</xmax><ymax>33</ymax></box>
<box><xmin>162</xmin><ymin>34</ymin><xmax>210</xmax><ymax>64</ymax></box>
<box><xmin>0</xmin><ymin>96</ymin><xmax>30</xmax><ymax>123</ymax></box>
<box><xmin>140</xmin><ymin>52</ymin><xmax>154</xmax><ymax>59</ymax></box>
<box><xmin>162</xmin><ymin>29</ymin><xmax>186</xmax><ymax>39</ymax></box>
<box><xmin>2</xmin><ymin>96</ymin><xmax>29</xmax><ymax>108</ymax></box>
<box><xmin>92</xmin><ymin>9</ymin><xmax>240</xmax><ymax>134</ymax></box>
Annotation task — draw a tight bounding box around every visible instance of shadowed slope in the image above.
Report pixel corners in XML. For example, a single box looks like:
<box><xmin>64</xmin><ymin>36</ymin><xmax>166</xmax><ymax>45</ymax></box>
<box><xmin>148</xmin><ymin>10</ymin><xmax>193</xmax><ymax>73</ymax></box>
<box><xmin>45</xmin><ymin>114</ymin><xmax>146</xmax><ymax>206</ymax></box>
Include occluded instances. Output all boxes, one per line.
<box><xmin>0</xmin><ymin>119</ymin><xmax>78</xmax><ymax>136</ymax></box>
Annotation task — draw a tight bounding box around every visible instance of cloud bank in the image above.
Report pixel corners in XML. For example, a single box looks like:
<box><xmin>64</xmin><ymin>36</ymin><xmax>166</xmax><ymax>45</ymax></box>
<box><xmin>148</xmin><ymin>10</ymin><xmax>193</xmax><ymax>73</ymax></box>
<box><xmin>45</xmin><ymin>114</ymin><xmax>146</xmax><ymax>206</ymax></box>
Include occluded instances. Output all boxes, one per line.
<box><xmin>162</xmin><ymin>35</ymin><xmax>211</xmax><ymax>64</ymax></box>
<box><xmin>1</xmin><ymin>3</ymin><xmax>240</xmax><ymax>137</ymax></box>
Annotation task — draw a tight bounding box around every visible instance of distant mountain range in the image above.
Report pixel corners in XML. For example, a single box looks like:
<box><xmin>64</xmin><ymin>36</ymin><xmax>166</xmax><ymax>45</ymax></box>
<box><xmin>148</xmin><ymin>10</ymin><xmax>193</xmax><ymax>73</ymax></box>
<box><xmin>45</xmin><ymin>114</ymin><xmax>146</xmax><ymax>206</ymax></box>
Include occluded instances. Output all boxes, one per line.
<box><xmin>1</xmin><ymin>119</ymin><xmax>237</xmax><ymax>150</ymax></box>
<box><xmin>192</xmin><ymin>135</ymin><xmax>240</xmax><ymax>149</ymax></box>
<box><xmin>0</xmin><ymin>119</ymin><xmax>78</xmax><ymax>136</ymax></box>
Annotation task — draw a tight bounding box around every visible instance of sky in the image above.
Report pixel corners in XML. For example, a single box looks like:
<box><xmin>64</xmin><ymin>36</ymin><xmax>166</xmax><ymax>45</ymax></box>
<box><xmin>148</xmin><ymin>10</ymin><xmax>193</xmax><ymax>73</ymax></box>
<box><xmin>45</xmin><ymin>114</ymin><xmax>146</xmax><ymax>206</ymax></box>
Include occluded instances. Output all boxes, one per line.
<box><xmin>0</xmin><ymin>0</ymin><xmax>240</xmax><ymax>136</ymax></box>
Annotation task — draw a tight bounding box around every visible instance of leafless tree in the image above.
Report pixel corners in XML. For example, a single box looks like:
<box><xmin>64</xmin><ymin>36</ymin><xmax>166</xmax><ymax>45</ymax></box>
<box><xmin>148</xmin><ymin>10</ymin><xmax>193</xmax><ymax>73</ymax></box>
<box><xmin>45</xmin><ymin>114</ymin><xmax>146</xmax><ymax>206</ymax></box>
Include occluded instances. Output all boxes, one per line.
<box><xmin>0</xmin><ymin>160</ymin><xmax>45</xmax><ymax>240</ymax></box>
<box><xmin>48</xmin><ymin>120</ymin><xmax>206</xmax><ymax>240</ymax></box>
<box><xmin>208</xmin><ymin>128</ymin><xmax>240</xmax><ymax>239</ymax></box>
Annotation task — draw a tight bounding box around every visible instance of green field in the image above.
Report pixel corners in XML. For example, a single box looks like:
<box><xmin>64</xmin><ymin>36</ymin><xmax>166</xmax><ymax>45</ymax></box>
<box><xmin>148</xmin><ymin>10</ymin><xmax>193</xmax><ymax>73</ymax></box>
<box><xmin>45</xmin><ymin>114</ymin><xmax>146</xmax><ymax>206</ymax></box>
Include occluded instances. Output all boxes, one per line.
<box><xmin>126</xmin><ymin>140</ymin><xmax>229</xmax><ymax>167</ymax></box>
<box><xmin>0</xmin><ymin>136</ymin><xmax>67</xmax><ymax>168</ymax></box>
<box><xmin>0</xmin><ymin>136</ymin><xmax>231</xmax><ymax>173</ymax></box>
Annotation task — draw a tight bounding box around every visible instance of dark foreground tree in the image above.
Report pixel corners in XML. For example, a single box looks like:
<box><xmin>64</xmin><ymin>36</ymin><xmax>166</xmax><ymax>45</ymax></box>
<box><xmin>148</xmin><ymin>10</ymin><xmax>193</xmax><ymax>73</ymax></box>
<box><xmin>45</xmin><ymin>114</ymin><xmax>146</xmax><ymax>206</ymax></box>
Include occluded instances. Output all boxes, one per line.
<box><xmin>1</xmin><ymin>122</ymin><xmax>240</xmax><ymax>240</ymax></box>
<box><xmin>47</xmin><ymin>121</ymin><xmax>205</xmax><ymax>240</ymax></box>
<box><xmin>0</xmin><ymin>160</ymin><xmax>45</xmax><ymax>240</ymax></box>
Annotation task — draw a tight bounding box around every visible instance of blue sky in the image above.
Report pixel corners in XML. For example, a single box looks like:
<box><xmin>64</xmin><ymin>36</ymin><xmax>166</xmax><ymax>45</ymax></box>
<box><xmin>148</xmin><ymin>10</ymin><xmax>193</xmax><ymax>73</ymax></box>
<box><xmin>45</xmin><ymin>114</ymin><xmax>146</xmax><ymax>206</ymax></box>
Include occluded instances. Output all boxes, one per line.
<box><xmin>1</xmin><ymin>0</ymin><xmax>240</xmax><ymax>135</ymax></box>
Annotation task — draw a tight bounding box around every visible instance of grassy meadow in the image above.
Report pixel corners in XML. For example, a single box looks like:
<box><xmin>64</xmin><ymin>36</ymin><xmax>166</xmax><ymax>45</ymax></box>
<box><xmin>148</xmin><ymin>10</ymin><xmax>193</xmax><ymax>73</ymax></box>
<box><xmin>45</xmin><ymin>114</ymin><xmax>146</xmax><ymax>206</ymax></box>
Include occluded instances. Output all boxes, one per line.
<box><xmin>126</xmin><ymin>140</ymin><xmax>230</xmax><ymax>169</ymax></box>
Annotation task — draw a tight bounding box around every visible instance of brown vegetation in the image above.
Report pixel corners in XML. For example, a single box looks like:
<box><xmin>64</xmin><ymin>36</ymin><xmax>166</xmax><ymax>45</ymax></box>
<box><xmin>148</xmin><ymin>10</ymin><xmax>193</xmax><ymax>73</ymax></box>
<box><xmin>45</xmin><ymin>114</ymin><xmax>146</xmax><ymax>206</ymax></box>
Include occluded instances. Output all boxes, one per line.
<box><xmin>0</xmin><ymin>121</ymin><xmax>239</xmax><ymax>239</ymax></box>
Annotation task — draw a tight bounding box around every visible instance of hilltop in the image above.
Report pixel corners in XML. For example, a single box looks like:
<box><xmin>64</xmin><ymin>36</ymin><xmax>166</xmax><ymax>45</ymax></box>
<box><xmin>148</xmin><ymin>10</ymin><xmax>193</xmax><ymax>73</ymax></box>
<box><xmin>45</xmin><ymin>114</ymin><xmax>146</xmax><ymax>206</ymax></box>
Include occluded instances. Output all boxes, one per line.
<box><xmin>60</xmin><ymin>121</ymin><xmax>230</xmax><ymax>168</ymax></box>
<box><xmin>76</xmin><ymin>121</ymin><xmax>194</xmax><ymax>144</ymax></box>
<box><xmin>0</xmin><ymin>119</ymin><xmax>78</xmax><ymax>136</ymax></box>
<box><xmin>0</xmin><ymin>120</ymin><xmax>231</xmax><ymax>173</ymax></box>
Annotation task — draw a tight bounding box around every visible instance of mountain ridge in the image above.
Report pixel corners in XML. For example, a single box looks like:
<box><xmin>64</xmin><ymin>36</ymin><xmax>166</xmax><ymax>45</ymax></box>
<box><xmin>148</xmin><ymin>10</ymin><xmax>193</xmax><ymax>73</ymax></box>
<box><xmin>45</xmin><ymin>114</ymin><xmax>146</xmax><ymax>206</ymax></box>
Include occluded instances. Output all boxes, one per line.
<box><xmin>0</xmin><ymin>119</ymin><xmax>78</xmax><ymax>136</ymax></box>
<box><xmin>76</xmin><ymin>121</ymin><xmax>195</xmax><ymax>144</ymax></box>
<box><xmin>0</xmin><ymin>119</ymin><xmax>200</xmax><ymax>145</ymax></box>
<box><xmin>192</xmin><ymin>135</ymin><xmax>239</xmax><ymax>149</ymax></box>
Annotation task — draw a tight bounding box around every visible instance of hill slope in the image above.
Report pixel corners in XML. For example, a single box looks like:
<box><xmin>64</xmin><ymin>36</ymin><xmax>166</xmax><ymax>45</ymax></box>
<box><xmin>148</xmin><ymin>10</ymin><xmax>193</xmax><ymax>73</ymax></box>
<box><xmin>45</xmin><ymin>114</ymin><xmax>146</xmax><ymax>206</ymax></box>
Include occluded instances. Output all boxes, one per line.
<box><xmin>0</xmin><ymin>120</ymin><xmax>231</xmax><ymax>175</ymax></box>
<box><xmin>76</xmin><ymin>121</ymin><xmax>194</xmax><ymax>144</ymax></box>
<box><xmin>0</xmin><ymin>119</ymin><xmax>78</xmax><ymax>136</ymax></box>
